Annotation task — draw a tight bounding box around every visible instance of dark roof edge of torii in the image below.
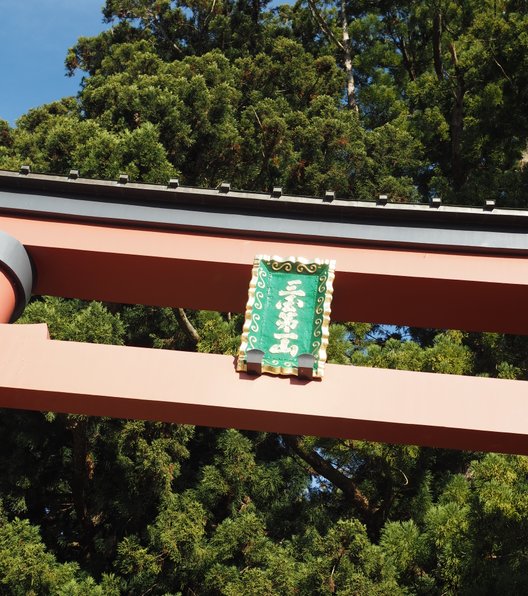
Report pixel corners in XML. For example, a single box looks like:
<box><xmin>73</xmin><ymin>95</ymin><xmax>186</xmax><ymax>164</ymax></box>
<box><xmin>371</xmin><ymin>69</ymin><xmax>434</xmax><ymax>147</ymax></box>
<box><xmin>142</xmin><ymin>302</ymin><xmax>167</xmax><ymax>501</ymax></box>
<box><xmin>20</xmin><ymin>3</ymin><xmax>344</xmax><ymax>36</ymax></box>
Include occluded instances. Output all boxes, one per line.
<box><xmin>0</xmin><ymin>167</ymin><xmax>527</xmax><ymax>255</ymax></box>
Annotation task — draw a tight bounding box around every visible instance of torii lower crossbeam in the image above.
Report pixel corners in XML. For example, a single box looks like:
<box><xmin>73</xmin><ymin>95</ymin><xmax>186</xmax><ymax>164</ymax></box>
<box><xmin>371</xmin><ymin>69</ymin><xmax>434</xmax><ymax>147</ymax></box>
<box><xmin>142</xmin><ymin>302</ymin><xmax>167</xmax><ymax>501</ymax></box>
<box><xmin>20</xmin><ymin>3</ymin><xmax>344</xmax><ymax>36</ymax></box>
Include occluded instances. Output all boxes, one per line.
<box><xmin>1</xmin><ymin>324</ymin><xmax>527</xmax><ymax>455</ymax></box>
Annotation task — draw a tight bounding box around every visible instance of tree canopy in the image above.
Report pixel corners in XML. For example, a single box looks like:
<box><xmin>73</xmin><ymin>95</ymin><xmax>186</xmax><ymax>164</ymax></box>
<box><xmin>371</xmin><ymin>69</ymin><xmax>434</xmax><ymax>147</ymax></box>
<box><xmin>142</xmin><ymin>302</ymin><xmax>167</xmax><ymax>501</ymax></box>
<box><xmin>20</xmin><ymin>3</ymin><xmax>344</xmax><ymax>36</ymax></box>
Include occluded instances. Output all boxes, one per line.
<box><xmin>2</xmin><ymin>1</ymin><xmax>528</xmax><ymax>594</ymax></box>
<box><xmin>4</xmin><ymin>0</ymin><xmax>527</xmax><ymax>202</ymax></box>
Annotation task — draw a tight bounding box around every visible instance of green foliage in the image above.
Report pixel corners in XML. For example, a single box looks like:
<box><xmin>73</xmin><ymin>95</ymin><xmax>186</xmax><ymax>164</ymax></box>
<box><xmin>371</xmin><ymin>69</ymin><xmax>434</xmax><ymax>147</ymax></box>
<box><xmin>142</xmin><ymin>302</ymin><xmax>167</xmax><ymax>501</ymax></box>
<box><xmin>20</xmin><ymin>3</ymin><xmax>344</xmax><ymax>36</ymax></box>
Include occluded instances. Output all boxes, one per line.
<box><xmin>3</xmin><ymin>0</ymin><xmax>528</xmax><ymax>593</ymax></box>
<box><xmin>195</xmin><ymin>311</ymin><xmax>242</xmax><ymax>355</ymax></box>
<box><xmin>352</xmin><ymin>330</ymin><xmax>474</xmax><ymax>375</ymax></box>
<box><xmin>6</xmin><ymin>0</ymin><xmax>528</xmax><ymax>201</ymax></box>
<box><xmin>6</xmin><ymin>295</ymin><xmax>528</xmax><ymax>593</ymax></box>
<box><xmin>327</xmin><ymin>323</ymin><xmax>351</xmax><ymax>364</ymax></box>
<box><xmin>19</xmin><ymin>297</ymin><xmax>125</xmax><ymax>345</ymax></box>
<box><xmin>0</xmin><ymin>516</ymin><xmax>119</xmax><ymax>595</ymax></box>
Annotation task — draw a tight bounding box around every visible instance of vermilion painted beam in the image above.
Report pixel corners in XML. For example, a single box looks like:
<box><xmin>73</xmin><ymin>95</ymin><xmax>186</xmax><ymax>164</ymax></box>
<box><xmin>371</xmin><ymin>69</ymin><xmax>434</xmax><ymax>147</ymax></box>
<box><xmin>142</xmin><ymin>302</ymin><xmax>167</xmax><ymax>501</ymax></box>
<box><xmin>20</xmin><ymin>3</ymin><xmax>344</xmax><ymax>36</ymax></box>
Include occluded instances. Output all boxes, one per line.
<box><xmin>1</xmin><ymin>324</ymin><xmax>527</xmax><ymax>454</ymax></box>
<box><xmin>1</xmin><ymin>215</ymin><xmax>528</xmax><ymax>333</ymax></box>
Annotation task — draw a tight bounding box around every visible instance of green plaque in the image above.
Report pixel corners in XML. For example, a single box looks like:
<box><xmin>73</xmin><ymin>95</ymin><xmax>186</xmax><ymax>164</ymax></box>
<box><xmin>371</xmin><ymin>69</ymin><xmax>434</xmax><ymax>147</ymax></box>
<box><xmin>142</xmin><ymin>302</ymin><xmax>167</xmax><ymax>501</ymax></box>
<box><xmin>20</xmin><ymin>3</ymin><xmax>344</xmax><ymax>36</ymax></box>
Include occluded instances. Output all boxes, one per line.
<box><xmin>237</xmin><ymin>255</ymin><xmax>335</xmax><ymax>378</ymax></box>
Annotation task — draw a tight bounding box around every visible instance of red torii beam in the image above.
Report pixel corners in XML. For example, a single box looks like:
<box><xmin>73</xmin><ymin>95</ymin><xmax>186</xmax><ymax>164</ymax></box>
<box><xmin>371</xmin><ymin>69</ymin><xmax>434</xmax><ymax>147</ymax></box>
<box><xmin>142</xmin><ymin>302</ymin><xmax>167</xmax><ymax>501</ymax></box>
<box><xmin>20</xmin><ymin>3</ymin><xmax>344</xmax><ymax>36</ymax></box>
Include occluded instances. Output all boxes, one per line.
<box><xmin>1</xmin><ymin>323</ymin><xmax>527</xmax><ymax>454</ymax></box>
<box><xmin>1</xmin><ymin>213</ymin><xmax>527</xmax><ymax>333</ymax></box>
<box><xmin>1</xmin><ymin>169</ymin><xmax>528</xmax><ymax>454</ymax></box>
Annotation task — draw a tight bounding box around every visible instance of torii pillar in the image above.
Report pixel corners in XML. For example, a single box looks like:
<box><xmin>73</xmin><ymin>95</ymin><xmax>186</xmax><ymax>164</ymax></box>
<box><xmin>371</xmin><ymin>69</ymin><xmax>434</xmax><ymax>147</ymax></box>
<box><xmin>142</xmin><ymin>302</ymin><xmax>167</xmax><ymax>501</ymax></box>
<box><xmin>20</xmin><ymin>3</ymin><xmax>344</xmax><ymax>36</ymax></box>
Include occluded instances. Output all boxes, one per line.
<box><xmin>0</xmin><ymin>231</ymin><xmax>32</xmax><ymax>323</ymax></box>
<box><xmin>0</xmin><ymin>272</ymin><xmax>16</xmax><ymax>323</ymax></box>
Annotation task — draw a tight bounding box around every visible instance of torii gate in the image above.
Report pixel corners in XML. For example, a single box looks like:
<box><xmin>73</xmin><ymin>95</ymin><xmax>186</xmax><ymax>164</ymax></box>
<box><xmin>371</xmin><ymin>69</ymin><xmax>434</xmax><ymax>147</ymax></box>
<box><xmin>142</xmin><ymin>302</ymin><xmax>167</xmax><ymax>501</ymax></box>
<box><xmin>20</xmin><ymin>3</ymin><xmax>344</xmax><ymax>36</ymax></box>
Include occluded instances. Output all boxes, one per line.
<box><xmin>1</xmin><ymin>168</ymin><xmax>528</xmax><ymax>454</ymax></box>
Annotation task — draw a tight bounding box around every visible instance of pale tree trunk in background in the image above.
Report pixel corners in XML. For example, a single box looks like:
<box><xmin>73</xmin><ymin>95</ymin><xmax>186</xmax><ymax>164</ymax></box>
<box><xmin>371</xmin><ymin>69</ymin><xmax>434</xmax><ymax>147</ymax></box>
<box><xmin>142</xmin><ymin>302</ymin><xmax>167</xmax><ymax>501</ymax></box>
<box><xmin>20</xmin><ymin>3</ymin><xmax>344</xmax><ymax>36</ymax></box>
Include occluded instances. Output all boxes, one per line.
<box><xmin>306</xmin><ymin>0</ymin><xmax>358</xmax><ymax>111</ymax></box>
<box><xmin>341</xmin><ymin>0</ymin><xmax>358</xmax><ymax>112</ymax></box>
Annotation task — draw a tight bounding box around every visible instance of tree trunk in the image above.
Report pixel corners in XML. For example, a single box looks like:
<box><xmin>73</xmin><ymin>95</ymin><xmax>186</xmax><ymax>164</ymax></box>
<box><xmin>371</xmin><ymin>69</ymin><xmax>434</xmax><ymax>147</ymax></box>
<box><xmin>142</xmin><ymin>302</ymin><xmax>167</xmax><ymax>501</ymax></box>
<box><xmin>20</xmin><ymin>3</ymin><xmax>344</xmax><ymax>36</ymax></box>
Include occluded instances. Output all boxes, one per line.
<box><xmin>340</xmin><ymin>0</ymin><xmax>358</xmax><ymax>112</ymax></box>
<box><xmin>306</xmin><ymin>0</ymin><xmax>358</xmax><ymax>112</ymax></box>
<box><xmin>432</xmin><ymin>10</ymin><xmax>443</xmax><ymax>81</ymax></box>
<box><xmin>451</xmin><ymin>80</ymin><xmax>465</xmax><ymax>190</ymax></box>
<box><xmin>68</xmin><ymin>416</ymin><xmax>96</xmax><ymax>559</ymax></box>
<box><xmin>449</xmin><ymin>42</ymin><xmax>466</xmax><ymax>191</ymax></box>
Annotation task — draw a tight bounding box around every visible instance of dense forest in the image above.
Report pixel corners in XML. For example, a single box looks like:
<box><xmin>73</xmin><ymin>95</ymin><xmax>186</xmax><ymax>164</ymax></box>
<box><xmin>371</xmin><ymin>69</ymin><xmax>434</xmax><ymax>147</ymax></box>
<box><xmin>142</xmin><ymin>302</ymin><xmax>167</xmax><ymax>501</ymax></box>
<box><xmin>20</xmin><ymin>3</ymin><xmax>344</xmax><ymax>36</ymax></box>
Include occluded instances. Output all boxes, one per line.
<box><xmin>1</xmin><ymin>1</ymin><xmax>528</xmax><ymax>594</ymax></box>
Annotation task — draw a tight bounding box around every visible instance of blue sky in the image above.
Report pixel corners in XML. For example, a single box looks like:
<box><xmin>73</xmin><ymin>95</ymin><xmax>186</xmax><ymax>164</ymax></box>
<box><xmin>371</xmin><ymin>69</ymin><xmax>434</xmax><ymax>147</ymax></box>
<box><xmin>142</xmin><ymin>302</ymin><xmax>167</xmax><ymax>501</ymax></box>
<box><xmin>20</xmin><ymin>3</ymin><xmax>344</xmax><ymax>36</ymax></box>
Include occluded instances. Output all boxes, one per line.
<box><xmin>0</xmin><ymin>1</ymin><xmax>109</xmax><ymax>125</ymax></box>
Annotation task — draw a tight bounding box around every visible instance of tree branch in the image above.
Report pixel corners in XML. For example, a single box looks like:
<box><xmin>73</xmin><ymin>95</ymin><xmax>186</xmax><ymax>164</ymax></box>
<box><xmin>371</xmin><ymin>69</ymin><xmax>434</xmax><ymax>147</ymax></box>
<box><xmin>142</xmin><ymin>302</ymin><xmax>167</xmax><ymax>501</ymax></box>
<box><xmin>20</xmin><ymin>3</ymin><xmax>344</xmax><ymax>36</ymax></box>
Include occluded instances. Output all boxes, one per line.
<box><xmin>203</xmin><ymin>0</ymin><xmax>217</xmax><ymax>27</ymax></box>
<box><xmin>306</xmin><ymin>0</ymin><xmax>345</xmax><ymax>52</ymax></box>
<box><xmin>448</xmin><ymin>40</ymin><xmax>458</xmax><ymax>67</ymax></box>
<box><xmin>398</xmin><ymin>35</ymin><xmax>416</xmax><ymax>81</ymax></box>
<box><xmin>145</xmin><ymin>8</ymin><xmax>182</xmax><ymax>55</ymax></box>
<box><xmin>282</xmin><ymin>434</ymin><xmax>371</xmax><ymax>515</ymax></box>
<box><xmin>175</xmin><ymin>308</ymin><xmax>200</xmax><ymax>346</ymax></box>
<box><xmin>492</xmin><ymin>56</ymin><xmax>511</xmax><ymax>83</ymax></box>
